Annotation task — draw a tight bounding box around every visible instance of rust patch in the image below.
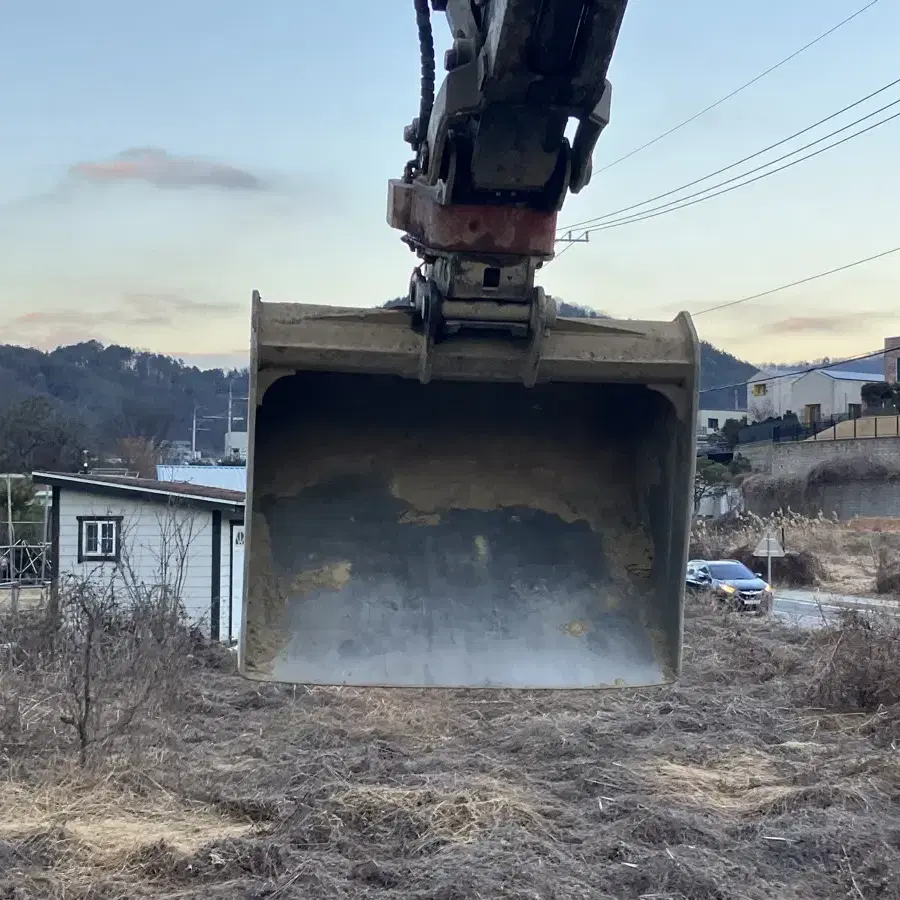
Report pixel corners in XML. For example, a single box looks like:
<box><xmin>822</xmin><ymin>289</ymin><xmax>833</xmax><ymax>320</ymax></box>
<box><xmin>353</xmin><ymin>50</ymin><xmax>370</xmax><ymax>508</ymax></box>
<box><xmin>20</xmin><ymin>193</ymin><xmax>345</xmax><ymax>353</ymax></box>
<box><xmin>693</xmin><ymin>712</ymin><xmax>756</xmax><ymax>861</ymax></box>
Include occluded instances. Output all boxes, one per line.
<box><xmin>405</xmin><ymin>190</ymin><xmax>557</xmax><ymax>255</ymax></box>
<box><xmin>291</xmin><ymin>561</ymin><xmax>352</xmax><ymax>595</ymax></box>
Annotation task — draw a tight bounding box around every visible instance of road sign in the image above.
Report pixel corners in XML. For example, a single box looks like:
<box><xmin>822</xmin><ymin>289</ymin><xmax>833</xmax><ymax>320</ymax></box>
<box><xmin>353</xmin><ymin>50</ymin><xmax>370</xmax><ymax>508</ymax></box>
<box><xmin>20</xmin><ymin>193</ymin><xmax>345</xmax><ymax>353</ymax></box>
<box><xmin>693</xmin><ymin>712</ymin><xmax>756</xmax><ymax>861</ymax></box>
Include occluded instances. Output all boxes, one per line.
<box><xmin>753</xmin><ymin>533</ymin><xmax>785</xmax><ymax>587</ymax></box>
<box><xmin>753</xmin><ymin>534</ymin><xmax>785</xmax><ymax>558</ymax></box>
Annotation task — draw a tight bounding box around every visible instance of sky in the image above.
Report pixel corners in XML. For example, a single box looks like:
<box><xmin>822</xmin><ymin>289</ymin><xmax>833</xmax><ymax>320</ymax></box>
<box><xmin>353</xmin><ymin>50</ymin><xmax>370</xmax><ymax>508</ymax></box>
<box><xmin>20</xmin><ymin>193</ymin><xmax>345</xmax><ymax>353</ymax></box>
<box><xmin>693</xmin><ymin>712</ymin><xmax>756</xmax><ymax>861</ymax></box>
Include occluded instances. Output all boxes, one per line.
<box><xmin>2</xmin><ymin>0</ymin><xmax>899</xmax><ymax>369</ymax></box>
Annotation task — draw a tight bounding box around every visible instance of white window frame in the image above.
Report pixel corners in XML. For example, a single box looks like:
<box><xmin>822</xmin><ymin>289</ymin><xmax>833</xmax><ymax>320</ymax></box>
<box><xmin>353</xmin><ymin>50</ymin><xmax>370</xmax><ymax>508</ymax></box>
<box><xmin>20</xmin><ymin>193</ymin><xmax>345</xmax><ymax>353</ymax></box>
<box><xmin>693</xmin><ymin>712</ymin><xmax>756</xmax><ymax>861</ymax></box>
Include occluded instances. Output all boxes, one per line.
<box><xmin>77</xmin><ymin>517</ymin><xmax>122</xmax><ymax>563</ymax></box>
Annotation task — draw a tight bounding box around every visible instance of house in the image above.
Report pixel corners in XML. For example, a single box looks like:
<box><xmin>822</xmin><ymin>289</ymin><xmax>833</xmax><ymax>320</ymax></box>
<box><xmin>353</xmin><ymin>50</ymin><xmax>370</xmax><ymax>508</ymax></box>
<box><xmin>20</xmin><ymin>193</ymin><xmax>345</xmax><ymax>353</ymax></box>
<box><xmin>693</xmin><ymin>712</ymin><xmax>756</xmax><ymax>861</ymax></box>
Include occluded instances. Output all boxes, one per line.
<box><xmin>789</xmin><ymin>369</ymin><xmax>869</xmax><ymax>424</ymax></box>
<box><xmin>746</xmin><ymin>367</ymin><xmax>802</xmax><ymax>421</ymax></box>
<box><xmin>697</xmin><ymin>408</ymin><xmax>743</xmax><ymax>438</ymax></box>
<box><xmin>31</xmin><ymin>472</ymin><xmax>245</xmax><ymax>643</ymax></box>
<box><xmin>884</xmin><ymin>336</ymin><xmax>900</xmax><ymax>384</ymax></box>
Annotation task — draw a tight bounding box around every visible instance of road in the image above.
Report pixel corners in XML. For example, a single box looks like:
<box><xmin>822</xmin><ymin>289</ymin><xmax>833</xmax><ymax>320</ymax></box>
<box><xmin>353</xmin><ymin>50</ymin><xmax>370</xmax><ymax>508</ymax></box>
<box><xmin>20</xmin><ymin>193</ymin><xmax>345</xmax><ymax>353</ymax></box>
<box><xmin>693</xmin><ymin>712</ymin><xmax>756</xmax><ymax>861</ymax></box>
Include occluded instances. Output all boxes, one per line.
<box><xmin>773</xmin><ymin>589</ymin><xmax>897</xmax><ymax>629</ymax></box>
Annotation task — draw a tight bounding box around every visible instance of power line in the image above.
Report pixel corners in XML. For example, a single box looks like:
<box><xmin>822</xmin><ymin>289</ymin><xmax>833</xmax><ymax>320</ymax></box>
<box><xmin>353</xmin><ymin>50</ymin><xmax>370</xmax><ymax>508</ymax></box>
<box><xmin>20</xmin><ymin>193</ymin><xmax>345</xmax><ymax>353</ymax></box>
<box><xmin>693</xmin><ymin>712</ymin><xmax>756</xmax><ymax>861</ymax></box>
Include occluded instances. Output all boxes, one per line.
<box><xmin>558</xmin><ymin>75</ymin><xmax>900</xmax><ymax>234</ymax></box>
<box><xmin>693</xmin><ymin>245</ymin><xmax>900</xmax><ymax>319</ymax></box>
<box><xmin>593</xmin><ymin>0</ymin><xmax>883</xmax><ymax>176</ymax></box>
<box><xmin>554</xmin><ymin>105</ymin><xmax>900</xmax><ymax>241</ymax></box>
<box><xmin>699</xmin><ymin>347</ymin><xmax>886</xmax><ymax>395</ymax></box>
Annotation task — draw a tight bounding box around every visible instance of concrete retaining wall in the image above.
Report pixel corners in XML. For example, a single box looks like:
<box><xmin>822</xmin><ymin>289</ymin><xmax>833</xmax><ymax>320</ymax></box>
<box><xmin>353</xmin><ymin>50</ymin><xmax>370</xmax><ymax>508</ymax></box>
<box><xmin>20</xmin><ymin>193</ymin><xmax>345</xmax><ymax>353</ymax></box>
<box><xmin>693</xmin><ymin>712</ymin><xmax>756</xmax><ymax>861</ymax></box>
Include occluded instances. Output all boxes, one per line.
<box><xmin>739</xmin><ymin>437</ymin><xmax>900</xmax><ymax>476</ymax></box>
<box><xmin>745</xmin><ymin>481</ymin><xmax>900</xmax><ymax>520</ymax></box>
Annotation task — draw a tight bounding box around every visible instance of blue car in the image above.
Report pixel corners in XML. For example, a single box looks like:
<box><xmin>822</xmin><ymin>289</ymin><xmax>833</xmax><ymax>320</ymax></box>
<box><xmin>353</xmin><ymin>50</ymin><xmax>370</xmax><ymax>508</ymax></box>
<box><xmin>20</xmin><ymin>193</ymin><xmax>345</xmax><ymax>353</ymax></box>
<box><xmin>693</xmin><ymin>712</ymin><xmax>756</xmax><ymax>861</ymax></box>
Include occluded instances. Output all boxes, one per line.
<box><xmin>686</xmin><ymin>558</ymin><xmax>773</xmax><ymax>614</ymax></box>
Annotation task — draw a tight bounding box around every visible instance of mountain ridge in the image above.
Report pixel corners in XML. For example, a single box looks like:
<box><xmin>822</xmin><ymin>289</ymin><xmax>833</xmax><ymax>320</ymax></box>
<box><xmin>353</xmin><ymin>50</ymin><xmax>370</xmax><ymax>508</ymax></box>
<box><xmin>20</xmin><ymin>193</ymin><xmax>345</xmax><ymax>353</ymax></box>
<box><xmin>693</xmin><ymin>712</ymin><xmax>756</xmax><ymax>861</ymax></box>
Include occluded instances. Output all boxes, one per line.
<box><xmin>3</xmin><ymin>301</ymin><xmax>867</xmax><ymax>468</ymax></box>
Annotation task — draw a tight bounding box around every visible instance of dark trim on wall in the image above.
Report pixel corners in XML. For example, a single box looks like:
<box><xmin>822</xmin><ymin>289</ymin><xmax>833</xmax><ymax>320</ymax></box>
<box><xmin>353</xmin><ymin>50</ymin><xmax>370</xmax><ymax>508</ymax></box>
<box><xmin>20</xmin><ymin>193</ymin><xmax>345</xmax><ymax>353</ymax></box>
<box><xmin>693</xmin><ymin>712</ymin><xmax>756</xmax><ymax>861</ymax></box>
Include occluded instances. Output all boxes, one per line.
<box><xmin>210</xmin><ymin>510</ymin><xmax>222</xmax><ymax>642</ymax></box>
<box><xmin>76</xmin><ymin>515</ymin><xmax>124</xmax><ymax>564</ymax></box>
<box><xmin>228</xmin><ymin>519</ymin><xmax>244</xmax><ymax>644</ymax></box>
<box><xmin>228</xmin><ymin>518</ymin><xmax>245</xmax><ymax>643</ymax></box>
<box><xmin>48</xmin><ymin>487</ymin><xmax>61</xmax><ymax>621</ymax></box>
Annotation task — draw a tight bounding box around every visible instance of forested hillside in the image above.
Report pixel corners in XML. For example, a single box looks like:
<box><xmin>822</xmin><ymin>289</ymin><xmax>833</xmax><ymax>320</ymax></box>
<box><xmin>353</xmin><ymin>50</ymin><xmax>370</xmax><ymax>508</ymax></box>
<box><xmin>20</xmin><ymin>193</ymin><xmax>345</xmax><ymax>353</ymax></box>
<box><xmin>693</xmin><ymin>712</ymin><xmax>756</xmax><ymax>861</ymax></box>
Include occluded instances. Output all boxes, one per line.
<box><xmin>0</xmin><ymin>300</ymin><xmax>758</xmax><ymax>472</ymax></box>
<box><xmin>0</xmin><ymin>341</ymin><xmax>248</xmax><ymax>473</ymax></box>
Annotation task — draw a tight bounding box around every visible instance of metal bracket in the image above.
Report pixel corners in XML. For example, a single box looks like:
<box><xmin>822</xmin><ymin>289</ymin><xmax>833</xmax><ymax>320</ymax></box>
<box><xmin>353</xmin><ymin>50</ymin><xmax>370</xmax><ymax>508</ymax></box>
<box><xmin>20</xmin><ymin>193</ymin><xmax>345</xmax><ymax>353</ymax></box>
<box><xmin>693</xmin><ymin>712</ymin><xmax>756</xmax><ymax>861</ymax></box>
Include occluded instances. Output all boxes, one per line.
<box><xmin>418</xmin><ymin>281</ymin><xmax>442</xmax><ymax>384</ymax></box>
<box><xmin>523</xmin><ymin>287</ymin><xmax>555</xmax><ymax>388</ymax></box>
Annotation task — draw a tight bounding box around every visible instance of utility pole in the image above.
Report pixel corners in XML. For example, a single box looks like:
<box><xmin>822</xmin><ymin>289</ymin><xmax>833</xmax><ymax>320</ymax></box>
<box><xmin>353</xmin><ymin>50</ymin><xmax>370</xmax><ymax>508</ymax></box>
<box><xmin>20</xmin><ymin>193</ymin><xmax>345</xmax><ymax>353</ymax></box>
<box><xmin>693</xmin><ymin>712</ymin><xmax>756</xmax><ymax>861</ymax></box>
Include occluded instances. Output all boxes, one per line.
<box><xmin>191</xmin><ymin>407</ymin><xmax>213</xmax><ymax>460</ymax></box>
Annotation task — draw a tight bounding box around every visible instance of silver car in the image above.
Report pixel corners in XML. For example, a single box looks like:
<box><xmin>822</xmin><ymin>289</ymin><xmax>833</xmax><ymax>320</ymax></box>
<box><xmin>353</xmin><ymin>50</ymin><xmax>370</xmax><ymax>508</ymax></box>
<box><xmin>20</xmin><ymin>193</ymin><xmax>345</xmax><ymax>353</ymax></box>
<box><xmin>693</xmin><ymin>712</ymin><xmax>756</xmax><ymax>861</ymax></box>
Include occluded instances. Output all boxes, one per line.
<box><xmin>686</xmin><ymin>559</ymin><xmax>773</xmax><ymax>613</ymax></box>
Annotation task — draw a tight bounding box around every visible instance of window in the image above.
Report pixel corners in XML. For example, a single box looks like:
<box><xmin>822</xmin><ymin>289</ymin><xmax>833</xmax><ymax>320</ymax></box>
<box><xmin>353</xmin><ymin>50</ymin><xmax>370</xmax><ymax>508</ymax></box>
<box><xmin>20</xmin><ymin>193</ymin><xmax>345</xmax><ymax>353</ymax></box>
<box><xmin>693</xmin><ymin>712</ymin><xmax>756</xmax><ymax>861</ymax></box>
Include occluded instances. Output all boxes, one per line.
<box><xmin>77</xmin><ymin>517</ymin><xmax>122</xmax><ymax>563</ymax></box>
<box><xmin>708</xmin><ymin>562</ymin><xmax>754</xmax><ymax>580</ymax></box>
<box><xmin>848</xmin><ymin>403</ymin><xmax>862</xmax><ymax>419</ymax></box>
<box><xmin>751</xmin><ymin>383</ymin><xmax>768</xmax><ymax>397</ymax></box>
<box><xmin>707</xmin><ymin>418</ymin><xmax>719</xmax><ymax>431</ymax></box>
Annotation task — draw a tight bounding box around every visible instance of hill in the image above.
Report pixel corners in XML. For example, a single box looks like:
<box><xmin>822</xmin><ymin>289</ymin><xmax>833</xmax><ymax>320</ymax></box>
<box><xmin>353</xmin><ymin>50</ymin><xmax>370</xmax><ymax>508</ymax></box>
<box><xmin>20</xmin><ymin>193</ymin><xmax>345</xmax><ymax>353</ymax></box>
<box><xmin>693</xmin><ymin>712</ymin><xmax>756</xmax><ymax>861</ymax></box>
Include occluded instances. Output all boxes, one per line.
<box><xmin>0</xmin><ymin>341</ymin><xmax>248</xmax><ymax>472</ymax></box>
<box><xmin>0</xmin><ymin>302</ymin><xmax>762</xmax><ymax>471</ymax></box>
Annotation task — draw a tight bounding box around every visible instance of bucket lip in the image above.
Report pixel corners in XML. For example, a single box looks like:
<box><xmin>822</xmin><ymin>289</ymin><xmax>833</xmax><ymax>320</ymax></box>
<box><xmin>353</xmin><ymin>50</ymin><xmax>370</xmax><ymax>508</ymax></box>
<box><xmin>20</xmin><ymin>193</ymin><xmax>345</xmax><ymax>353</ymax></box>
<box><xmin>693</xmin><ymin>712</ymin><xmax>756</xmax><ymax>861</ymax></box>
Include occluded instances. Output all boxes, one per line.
<box><xmin>253</xmin><ymin>298</ymin><xmax>696</xmax><ymax>333</ymax></box>
<box><xmin>250</xmin><ymin>302</ymin><xmax>699</xmax><ymax>389</ymax></box>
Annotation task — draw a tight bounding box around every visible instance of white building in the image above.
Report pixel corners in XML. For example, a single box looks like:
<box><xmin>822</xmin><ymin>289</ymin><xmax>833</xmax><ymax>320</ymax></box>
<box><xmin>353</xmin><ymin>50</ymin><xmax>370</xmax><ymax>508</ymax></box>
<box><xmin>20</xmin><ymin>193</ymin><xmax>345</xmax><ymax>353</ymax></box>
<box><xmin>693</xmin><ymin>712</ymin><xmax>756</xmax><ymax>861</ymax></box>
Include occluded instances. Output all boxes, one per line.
<box><xmin>697</xmin><ymin>408</ymin><xmax>743</xmax><ymax>438</ymax></box>
<box><xmin>224</xmin><ymin>431</ymin><xmax>248</xmax><ymax>462</ymax></box>
<box><xmin>156</xmin><ymin>465</ymin><xmax>247</xmax><ymax>492</ymax></box>
<box><xmin>32</xmin><ymin>472</ymin><xmax>246</xmax><ymax>644</ymax></box>
<box><xmin>789</xmin><ymin>369</ymin><xmax>868</xmax><ymax>424</ymax></box>
<box><xmin>746</xmin><ymin>368</ymin><xmax>802</xmax><ymax>421</ymax></box>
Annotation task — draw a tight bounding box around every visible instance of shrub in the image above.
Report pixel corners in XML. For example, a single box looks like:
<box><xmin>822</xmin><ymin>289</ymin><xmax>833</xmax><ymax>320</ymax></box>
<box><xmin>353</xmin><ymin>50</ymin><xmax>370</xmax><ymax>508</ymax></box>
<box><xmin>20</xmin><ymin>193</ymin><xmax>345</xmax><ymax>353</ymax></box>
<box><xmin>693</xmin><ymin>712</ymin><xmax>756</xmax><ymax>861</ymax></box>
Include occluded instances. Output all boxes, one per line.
<box><xmin>874</xmin><ymin>546</ymin><xmax>900</xmax><ymax>595</ymax></box>
<box><xmin>806</xmin><ymin>611</ymin><xmax>900</xmax><ymax>712</ymax></box>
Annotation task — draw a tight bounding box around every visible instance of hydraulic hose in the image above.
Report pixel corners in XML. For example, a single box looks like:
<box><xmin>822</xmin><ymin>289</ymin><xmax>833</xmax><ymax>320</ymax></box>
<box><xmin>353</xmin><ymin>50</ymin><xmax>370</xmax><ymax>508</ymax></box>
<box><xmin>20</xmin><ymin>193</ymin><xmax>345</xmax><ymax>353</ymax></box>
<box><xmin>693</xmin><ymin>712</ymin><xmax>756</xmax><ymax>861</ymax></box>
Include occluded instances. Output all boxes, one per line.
<box><xmin>413</xmin><ymin>0</ymin><xmax>436</xmax><ymax>146</ymax></box>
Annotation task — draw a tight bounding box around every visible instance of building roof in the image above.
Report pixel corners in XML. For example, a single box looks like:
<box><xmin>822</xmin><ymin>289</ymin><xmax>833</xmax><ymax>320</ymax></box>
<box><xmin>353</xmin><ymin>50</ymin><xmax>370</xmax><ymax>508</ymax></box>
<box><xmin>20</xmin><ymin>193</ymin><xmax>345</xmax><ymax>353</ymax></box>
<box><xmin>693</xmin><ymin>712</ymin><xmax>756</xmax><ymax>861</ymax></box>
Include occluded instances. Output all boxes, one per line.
<box><xmin>750</xmin><ymin>366</ymin><xmax>802</xmax><ymax>381</ymax></box>
<box><xmin>156</xmin><ymin>465</ymin><xmax>247</xmax><ymax>492</ymax></box>
<box><xmin>32</xmin><ymin>472</ymin><xmax>245</xmax><ymax>511</ymax></box>
<box><xmin>819</xmin><ymin>370</ymin><xmax>876</xmax><ymax>382</ymax></box>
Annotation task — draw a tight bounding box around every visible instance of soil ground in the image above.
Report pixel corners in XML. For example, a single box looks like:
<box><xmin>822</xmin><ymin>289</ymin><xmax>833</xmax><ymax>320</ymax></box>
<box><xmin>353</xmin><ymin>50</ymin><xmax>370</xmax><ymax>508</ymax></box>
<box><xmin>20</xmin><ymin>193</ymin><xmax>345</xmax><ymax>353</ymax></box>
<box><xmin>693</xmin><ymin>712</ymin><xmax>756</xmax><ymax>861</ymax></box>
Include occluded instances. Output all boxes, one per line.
<box><xmin>1</xmin><ymin>599</ymin><xmax>899</xmax><ymax>899</ymax></box>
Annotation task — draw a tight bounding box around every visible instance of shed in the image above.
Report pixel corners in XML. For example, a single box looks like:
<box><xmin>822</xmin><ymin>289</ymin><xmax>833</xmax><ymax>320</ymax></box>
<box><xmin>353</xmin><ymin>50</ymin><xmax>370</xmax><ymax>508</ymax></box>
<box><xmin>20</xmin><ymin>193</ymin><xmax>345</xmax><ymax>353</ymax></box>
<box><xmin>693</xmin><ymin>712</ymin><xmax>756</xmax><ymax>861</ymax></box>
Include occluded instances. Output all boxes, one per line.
<box><xmin>31</xmin><ymin>472</ymin><xmax>246</xmax><ymax>643</ymax></box>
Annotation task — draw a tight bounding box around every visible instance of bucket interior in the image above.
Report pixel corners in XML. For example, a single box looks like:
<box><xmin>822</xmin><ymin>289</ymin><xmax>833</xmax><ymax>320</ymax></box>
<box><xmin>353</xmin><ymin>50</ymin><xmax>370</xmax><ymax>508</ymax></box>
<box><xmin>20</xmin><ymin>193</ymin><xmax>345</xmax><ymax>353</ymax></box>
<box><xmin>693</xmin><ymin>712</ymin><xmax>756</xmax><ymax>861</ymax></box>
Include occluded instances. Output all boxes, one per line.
<box><xmin>241</xmin><ymin>370</ymin><xmax>690</xmax><ymax>689</ymax></box>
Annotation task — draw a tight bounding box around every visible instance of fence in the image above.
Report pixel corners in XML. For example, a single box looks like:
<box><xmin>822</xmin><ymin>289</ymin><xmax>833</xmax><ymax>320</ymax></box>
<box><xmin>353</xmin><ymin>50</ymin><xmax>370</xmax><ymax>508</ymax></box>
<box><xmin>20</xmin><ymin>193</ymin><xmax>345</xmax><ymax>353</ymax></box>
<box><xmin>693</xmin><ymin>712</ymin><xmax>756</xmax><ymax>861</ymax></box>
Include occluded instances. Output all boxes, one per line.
<box><xmin>738</xmin><ymin>414</ymin><xmax>900</xmax><ymax>445</ymax></box>
<box><xmin>0</xmin><ymin>515</ymin><xmax>51</xmax><ymax>616</ymax></box>
<box><xmin>0</xmin><ymin>539</ymin><xmax>50</xmax><ymax>587</ymax></box>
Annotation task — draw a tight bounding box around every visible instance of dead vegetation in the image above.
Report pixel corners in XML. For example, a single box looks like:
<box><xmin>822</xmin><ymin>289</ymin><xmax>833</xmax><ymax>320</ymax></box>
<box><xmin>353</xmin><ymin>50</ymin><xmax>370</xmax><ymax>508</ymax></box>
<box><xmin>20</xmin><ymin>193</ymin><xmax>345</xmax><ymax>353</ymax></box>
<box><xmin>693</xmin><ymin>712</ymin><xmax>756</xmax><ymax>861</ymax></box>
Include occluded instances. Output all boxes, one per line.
<box><xmin>1</xmin><ymin>593</ymin><xmax>900</xmax><ymax>899</ymax></box>
<box><xmin>693</xmin><ymin>509</ymin><xmax>900</xmax><ymax>596</ymax></box>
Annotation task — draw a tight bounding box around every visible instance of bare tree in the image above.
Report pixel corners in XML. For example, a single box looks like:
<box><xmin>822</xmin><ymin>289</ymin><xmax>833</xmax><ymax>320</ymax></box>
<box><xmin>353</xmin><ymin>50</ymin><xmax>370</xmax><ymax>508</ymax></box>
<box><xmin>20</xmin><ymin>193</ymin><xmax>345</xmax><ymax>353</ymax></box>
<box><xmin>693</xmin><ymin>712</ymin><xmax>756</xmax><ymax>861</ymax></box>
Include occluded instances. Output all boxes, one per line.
<box><xmin>51</xmin><ymin>500</ymin><xmax>206</xmax><ymax>765</ymax></box>
<box><xmin>116</xmin><ymin>437</ymin><xmax>169</xmax><ymax>478</ymax></box>
<box><xmin>748</xmin><ymin>397</ymin><xmax>775</xmax><ymax>423</ymax></box>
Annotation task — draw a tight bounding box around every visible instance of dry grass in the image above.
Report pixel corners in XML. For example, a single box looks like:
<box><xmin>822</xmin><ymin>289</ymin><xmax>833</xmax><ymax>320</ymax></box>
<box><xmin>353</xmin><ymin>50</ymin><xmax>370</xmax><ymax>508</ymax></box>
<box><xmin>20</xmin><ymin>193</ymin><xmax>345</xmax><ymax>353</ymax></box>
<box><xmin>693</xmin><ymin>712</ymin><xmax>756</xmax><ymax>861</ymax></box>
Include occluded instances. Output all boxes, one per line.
<box><xmin>0</xmin><ymin>776</ymin><xmax>255</xmax><ymax>865</ymax></box>
<box><xmin>2</xmin><ymin>599</ymin><xmax>900</xmax><ymax>898</ymax></box>
<box><xmin>693</xmin><ymin>510</ymin><xmax>900</xmax><ymax>595</ymax></box>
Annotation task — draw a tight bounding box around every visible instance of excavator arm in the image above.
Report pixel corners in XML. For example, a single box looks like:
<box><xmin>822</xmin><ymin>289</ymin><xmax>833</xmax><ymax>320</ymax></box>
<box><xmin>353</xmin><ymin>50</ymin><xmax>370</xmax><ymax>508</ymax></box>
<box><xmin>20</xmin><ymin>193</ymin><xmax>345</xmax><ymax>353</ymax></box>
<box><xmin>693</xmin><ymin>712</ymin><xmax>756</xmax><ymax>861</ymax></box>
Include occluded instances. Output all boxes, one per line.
<box><xmin>388</xmin><ymin>0</ymin><xmax>629</xmax><ymax>344</ymax></box>
<box><xmin>239</xmin><ymin>0</ymin><xmax>700</xmax><ymax>691</ymax></box>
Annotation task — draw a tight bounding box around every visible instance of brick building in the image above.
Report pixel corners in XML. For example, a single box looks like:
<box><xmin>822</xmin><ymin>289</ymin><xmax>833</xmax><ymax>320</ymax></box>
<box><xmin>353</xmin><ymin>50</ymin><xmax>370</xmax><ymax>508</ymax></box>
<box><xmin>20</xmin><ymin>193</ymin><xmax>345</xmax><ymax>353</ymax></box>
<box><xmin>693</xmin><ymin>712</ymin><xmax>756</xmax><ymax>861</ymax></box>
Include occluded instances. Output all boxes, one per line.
<box><xmin>884</xmin><ymin>336</ymin><xmax>900</xmax><ymax>384</ymax></box>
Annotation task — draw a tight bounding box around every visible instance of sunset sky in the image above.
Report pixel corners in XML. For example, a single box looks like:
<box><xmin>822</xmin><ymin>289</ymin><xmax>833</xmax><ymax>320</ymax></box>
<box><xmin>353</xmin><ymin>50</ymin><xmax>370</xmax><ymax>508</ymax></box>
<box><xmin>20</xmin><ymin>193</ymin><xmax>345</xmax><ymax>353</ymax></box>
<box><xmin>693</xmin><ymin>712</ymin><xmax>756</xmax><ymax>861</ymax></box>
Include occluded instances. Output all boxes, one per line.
<box><xmin>2</xmin><ymin>0</ymin><xmax>898</xmax><ymax>369</ymax></box>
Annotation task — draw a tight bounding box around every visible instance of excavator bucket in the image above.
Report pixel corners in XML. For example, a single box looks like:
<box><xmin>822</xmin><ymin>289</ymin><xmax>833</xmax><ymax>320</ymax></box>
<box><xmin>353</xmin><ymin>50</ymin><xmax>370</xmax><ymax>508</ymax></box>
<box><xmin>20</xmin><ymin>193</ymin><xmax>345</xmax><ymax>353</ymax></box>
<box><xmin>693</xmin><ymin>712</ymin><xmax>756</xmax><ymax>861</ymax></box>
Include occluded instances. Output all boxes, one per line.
<box><xmin>240</xmin><ymin>294</ymin><xmax>699</xmax><ymax>690</ymax></box>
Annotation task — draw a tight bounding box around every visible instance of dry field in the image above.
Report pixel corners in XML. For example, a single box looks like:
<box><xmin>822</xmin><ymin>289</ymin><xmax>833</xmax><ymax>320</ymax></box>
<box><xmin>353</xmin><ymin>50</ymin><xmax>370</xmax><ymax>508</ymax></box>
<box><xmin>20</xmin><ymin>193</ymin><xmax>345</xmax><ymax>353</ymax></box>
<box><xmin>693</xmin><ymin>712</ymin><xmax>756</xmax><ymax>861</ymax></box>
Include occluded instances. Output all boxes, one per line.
<box><xmin>693</xmin><ymin>511</ymin><xmax>900</xmax><ymax>596</ymax></box>
<box><xmin>1</xmin><ymin>598</ymin><xmax>900</xmax><ymax>899</ymax></box>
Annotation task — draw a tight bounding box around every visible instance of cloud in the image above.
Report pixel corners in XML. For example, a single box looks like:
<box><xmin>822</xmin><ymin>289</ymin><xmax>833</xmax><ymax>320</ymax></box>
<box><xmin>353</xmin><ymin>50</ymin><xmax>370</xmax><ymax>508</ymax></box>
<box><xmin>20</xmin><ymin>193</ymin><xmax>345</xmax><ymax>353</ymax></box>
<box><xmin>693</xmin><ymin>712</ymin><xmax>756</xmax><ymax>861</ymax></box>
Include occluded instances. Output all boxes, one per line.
<box><xmin>69</xmin><ymin>148</ymin><xmax>268</xmax><ymax>192</ymax></box>
<box><xmin>758</xmin><ymin>313</ymin><xmax>894</xmax><ymax>335</ymax></box>
<box><xmin>120</xmin><ymin>292</ymin><xmax>238</xmax><ymax>315</ymax></box>
<box><xmin>3</xmin><ymin>293</ymin><xmax>240</xmax><ymax>350</ymax></box>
